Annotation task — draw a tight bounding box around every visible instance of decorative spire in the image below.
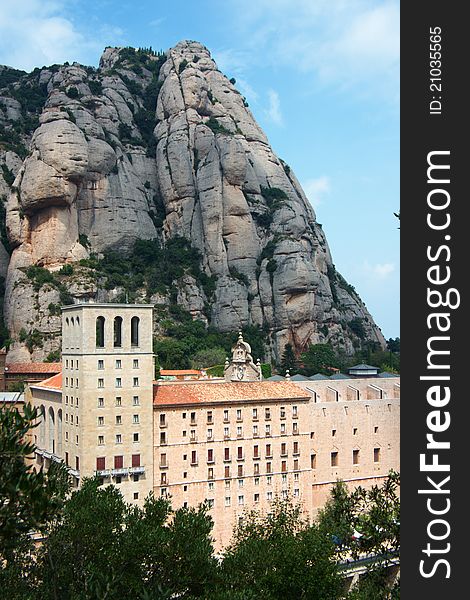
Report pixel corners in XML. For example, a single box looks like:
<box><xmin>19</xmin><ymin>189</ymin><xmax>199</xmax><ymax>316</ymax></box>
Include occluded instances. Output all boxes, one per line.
<box><xmin>285</xmin><ymin>369</ymin><xmax>291</xmax><ymax>381</ymax></box>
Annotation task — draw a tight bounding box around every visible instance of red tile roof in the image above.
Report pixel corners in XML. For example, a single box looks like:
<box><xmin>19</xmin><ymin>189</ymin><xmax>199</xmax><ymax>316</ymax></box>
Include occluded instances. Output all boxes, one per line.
<box><xmin>32</xmin><ymin>373</ymin><xmax>62</xmax><ymax>390</ymax></box>
<box><xmin>5</xmin><ymin>362</ymin><xmax>62</xmax><ymax>375</ymax></box>
<box><xmin>153</xmin><ymin>381</ymin><xmax>309</xmax><ymax>407</ymax></box>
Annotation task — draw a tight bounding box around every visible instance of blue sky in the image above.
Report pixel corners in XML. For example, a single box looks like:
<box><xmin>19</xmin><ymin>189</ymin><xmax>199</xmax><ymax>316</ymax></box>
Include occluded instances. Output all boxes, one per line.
<box><xmin>0</xmin><ymin>0</ymin><xmax>400</xmax><ymax>339</ymax></box>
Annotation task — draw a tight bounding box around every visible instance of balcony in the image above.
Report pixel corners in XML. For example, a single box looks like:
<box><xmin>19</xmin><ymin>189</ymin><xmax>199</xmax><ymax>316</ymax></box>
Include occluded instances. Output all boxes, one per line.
<box><xmin>111</xmin><ymin>467</ymin><xmax>129</xmax><ymax>476</ymax></box>
<box><xmin>129</xmin><ymin>466</ymin><xmax>145</xmax><ymax>474</ymax></box>
<box><xmin>95</xmin><ymin>469</ymin><xmax>111</xmax><ymax>477</ymax></box>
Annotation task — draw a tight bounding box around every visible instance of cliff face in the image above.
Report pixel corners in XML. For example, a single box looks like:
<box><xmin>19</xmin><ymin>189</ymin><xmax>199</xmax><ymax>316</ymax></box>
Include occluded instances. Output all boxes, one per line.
<box><xmin>0</xmin><ymin>42</ymin><xmax>385</xmax><ymax>362</ymax></box>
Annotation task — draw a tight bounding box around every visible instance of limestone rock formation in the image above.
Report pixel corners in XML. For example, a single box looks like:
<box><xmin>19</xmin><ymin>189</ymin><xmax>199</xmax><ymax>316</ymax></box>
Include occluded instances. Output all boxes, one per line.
<box><xmin>0</xmin><ymin>43</ymin><xmax>386</xmax><ymax>362</ymax></box>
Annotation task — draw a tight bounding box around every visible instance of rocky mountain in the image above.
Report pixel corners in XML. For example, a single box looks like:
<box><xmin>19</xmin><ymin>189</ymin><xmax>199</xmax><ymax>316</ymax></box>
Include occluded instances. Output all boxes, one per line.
<box><xmin>0</xmin><ymin>41</ymin><xmax>386</xmax><ymax>363</ymax></box>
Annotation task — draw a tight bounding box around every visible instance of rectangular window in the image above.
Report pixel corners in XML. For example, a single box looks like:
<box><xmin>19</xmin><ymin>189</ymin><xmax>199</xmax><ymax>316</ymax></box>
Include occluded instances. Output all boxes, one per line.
<box><xmin>253</xmin><ymin>445</ymin><xmax>259</xmax><ymax>458</ymax></box>
<box><xmin>190</xmin><ymin>412</ymin><xmax>196</xmax><ymax>424</ymax></box>
<box><xmin>280</xmin><ymin>406</ymin><xmax>286</xmax><ymax>419</ymax></box>
<box><xmin>224</xmin><ymin>409</ymin><xmax>229</xmax><ymax>422</ymax></box>
<box><xmin>254</xmin><ymin>463</ymin><xmax>260</xmax><ymax>475</ymax></box>
<box><xmin>115</xmin><ymin>378</ymin><xmax>122</xmax><ymax>388</ymax></box>
<box><xmin>98</xmin><ymin>435</ymin><xmax>104</xmax><ymax>445</ymax></box>
<box><xmin>98</xmin><ymin>397</ymin><xmax>104</xmax><ymax>407</ymax></box>
<box><xmin>266</xmin><ymin>462</ymin><xmax>272</xmax><ymax>474</ymax></box>
<box><xmin>65</xmin><ymin>431</ymin><xmax>69</xmax><ymax>441</ymax></box>
<box><xmin>331</xmin><ymin>451</ymin><xmax>338</xmax><ymax>467</ymax></box>
<box><xmin>96</xmin><ymin>457</ymin><xmax>105</xmax><ymax>470</ymax></box>
<box><xmin>265</xmin><ymin>408</ymin><xmax>271</xmax><ymax>420</ymax></box>
<box><xmin>225</xmin><ymin>479</ymin><xmax>231</xmax><ymax>489</ymax></box>
<box><xmin>133</xmin><ymin>396</ymin><xmax>139</xmax><ymax>406</ymax></box>
<box><xmin>254</xmin><ymin>493</ymin><xmax>260</xmax><ymax>502</ymax></box>
<box><xmin>207</xmin><ymin>410</ymin><xmax>213</xmax><ymax>424</ymax></box>
<box><xmin>238</xmin><ymin>465</ymin><xmax>243</xmax><ymax>477</ymax></box>
<box><xmin>98</xmin><ymin>378</ymin><xmax>104</xmax><ymax>388</ymax></box>
<box><xmin>65</xmin><ymin>452</ymin><xmax>69</xmax><ymax>466</ymax></box>
<box><xmin>207</xmin><ymin>499</ymin><xmax>214</xmax><ymax>509</ymax></box>
<box><xmin>265</xmin><ymin>424</ymin><xmax>271</xmax><ymax>436</ymax></box>
<box><xmin>98</xmin><ymin>360</ymin><xmax>104</xmax><ymax>370</ymax></box>
<box><xmin>115</xmin><ymin>397</ymin><xmax>122</xmax><ymax>407</ymax></box>
<box><xmin>133</xmin><ymin>359</ymin><xmax>139</xmax><ymax>369</ymax></box>
<box><xmin>160</xmin><ymin>413</ymin><xmax>166</xmax><ymax>427</ymax></box>
<box><xmin>98</xmin><ymin>416</ymin><xmax>104</xmax><ymax>426</ymax></box>
<box><xmin>374</xmin><ymin>426</ymin><xmax>379</xmax><ymax>434</ymax></box>
<box><xmin>292</xmin><ymin>406</ymin><xmax>298</xmax><ymax>418</ymax></box>
<box><xmin>224</xmin><ymin>427</ymin><xmax>230</xmax><ymax>438</ymax></box>
<box><xmin>280</xmin><ymin>423</ymin><xmax>286</xmax><ymax>435</ymax></box>
<box><xmin>236</xmin><ymin>409</ymin><xmax>242</xmax><ymax>421</ymax></box>
<box><xmin>191</xmin><ymin>451</ymin><xmax>197</xmax><ymax>465</ymax></box>
<box><xmin>374</xmin><ymin>448</ymin><xmax>381</xmax><ymax>463</ymax></box>
<box><xmin>115</xmin><ymin>434</ymin><xmax>122</xmax><ymax>444</ymax></box>
<box><xmin>267</xmin><ymin>491</ymin><xmax>273</xmax><ymax>501</ymax></box>
<box><xmin>133</xmin><ymin>414</ymin><xmax>140</xmax><ymax>424</ymax></box>
<box><xmin>208</xmin><ymin>467</ymin><xmax>214</xmax><ymax>480</ymax></box>
<box><xmin>293</xmin><ymin>459</ymin><xmax>299</xmax><ymax>471</ymax></box>
<box><xmin>353</xmin><ymin>427</ymin><xmax>358</xmax><ymax>435</ymax></box>
<box><xmin>207</xmin><ymin>449</ymin><xmax>214</xmax><ymax>463</ymax></box>
<box><xmin>266</xmin><ymin>444</ymin><xmax>272</xmax><ymax>457</ymax></box>
<box><xmin>332</xmin><ymin>429</ymin><xmax>336</xmax><ymax>437</ymax></box>
<box><xmin>160</xmin><ymin>453</ymin><xmax>167</xmax><ymax>467</ymax></box>
<box><xmin>115</xmin><ymin>415</ymin><xmax>122</xmax><ymax>425</ymax></box>
<box><xmin>132</xmin><ymin>454</ymin><xmax>140</xmax><ymax>467</ymax></box>
<box><xmin>225</xmin><ymin>465</ymin><xmax>230</xmax><ymax>478</ymax></box>
<box><xmin>133</xmin><ymin>377</ymin><xmax>139</xmax><ymax>387</ymax></box>
<box><xmin>237</xmin><ymin>426</ymin><xmax>242</xmax><ymax>438</ymax></box>
<box><xmin>252</xmin><ymin>408</ymin><xmax>258</xmax><ymax>420</ymax></box>
<box><xmin>280</xmin><ymin>443</ymin><xmax>287</xmax><ymax>456</ymax></box>
<box><xmin>238</xmin><ymin>495</ymin><xmax>244</xmax><ymax>506</ymax></box>
<box><xmin>254</xmin><ymin>477</ymin><xmax>260</xmax><ymax>486</ymax></box>
<box><xmin>293</xmin><ymin>441</ymin><xmax>299</xmax><ymax>455</ymax></box>
<box><xmin>311</xmin><ymin>453</ymin><xmax>317</xmax><ymax>469</ymax></box>
<box><xmin>116</xmin><ymin>359</ymin><xmax>122</xmax><ymax>369</ymax></box>
<box><xmin>207</xmin><ymin>428</ymin><xmax>213</xmax><ymax>439</ymax></box>
<box><xmin>293</xmin><ymin>422</ymin><xmax>299</xmax><ymax>434</ymax></box>
<box><xmin>114</xmin><ymin>455</ymin><xmax>123</xmax><ymax>469</ymax></box>
<box><xmin>253</xmin><ymin>425</ymin><xmax>258</xmax><ymax>437</ymax></box>
<box><xmin>76</xmin><ymin>456</ymin><xmax>79</xmax><ymax>471</ymax></box>
<box><xmin>160</xmin><ymin>432</ymin><xmax>166</xmax><ymax>445</ymax></box>
<box><xmin>237</xmin><ymin>446</ymin><xmax>243</xmax><ymax>460</ymax></box>
<box><xmin>225</xmin><ymin>496</ymin><xmax>231</xmax><ymax>507</ymax></box>
<box><xmin>267</xmin><ymin>475</ymin><xmax>272</xmax><ymax>485</ymax></box>
<box><xmin>161</xmin><ymin>473</ymin><xmax>167</xmax><ymax>485</ymax></box>
<box><xmin>353</xmin><ymin>449</ymin><xmax>360</xmax><ymax>465</ymax></box>
<box><xmin>224</xmin><ymin>447</ymin><xmax>230</xmax><ymax>461</ymax></box>
<box><xmin>281</xmin><ymin>460</ymin><xmax>287</xmax><ymax>472</ymax></box>
<box><xmin>133</xmin><ymin>433</ymin><xmax>139</xmax><ymax>443</ymax></box>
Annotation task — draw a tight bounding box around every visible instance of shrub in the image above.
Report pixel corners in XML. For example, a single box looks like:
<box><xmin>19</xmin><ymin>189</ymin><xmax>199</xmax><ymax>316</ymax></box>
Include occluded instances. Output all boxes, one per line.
<box><xmin>88</xmin><ymin>80</ymin><xmax>103</xmax><ymax>96</ymax></box>
<box><xmin>66</xmin><ymin>86</ymin><xmax>80</xmax><ymax>99</ymax></box>
<box><xmin>205</xmin><ymin>117</ymin><xmax>232</xmax><ymax>136</ymax></box>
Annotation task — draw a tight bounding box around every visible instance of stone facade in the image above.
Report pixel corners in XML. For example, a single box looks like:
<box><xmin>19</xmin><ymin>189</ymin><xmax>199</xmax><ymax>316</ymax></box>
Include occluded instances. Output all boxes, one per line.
<box><xmin>27</xmin><ymin>304</ymin><xmax>399</xmax><ymax>550</ymax></box>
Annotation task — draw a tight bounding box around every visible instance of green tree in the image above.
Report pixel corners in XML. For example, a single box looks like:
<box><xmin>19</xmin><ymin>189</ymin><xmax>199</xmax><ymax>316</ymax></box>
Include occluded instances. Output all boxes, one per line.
<box><xmin>0</xmin><ymin>404</ymin><xmax>70</xmax><ymax>597</ymax></box>
<box><xmin>0</xmin><ymin>404</ymin><xmax>70</xmax><ymax>558</ymax></box>
<box><xmin>221</xmin><ymin>496</ymin><xmax>343</xmax><ymax>599</ymax></box>
<box><xmin>190</xmin><ymin>346</ymin><xmax>227</xmax><ymax>370</ymax></box>
<box><xmin>37</xmin><ymin>479</ymin><xmax>218</xmax><ymax>599</ymax></box>
<box><xmin>300</xmin><ymin>343</ymin><xmax>339</xmax><ymax>376</ymax></box>
<box><xmin>280</xmin><ymin>343</ymin><xmax>298</xmax><ymax>375</ymax></box>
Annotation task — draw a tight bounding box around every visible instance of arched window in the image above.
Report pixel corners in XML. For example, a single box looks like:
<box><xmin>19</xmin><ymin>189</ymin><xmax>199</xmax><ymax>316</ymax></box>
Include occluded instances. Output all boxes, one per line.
<box><xmin>131</xmin><ymin>316</ymin><xmax>140</xmax><ymax>347</ymax></box>
<box><xmin>96</xmin><ymin>317</ymin><xmax>105</xmax><ymax>348</ymax></box>
<box><xmin>114</xmin><ymin>316</ymin><xmax>123</xmax><ymax>348</ymax></box>
<box><xmin>48</xmin><ymin>407</ymin><xmax>55</xmax><ymax>454</ymax></box>
<box><xmin>57</xmin><ymin>409</ymin><xmax>63</xmax><ymax>455</ymax></box>
<box><xmin>39</xmin><ymin>405</ymin><xmax>46</xmax><ymax>448</ymax></box>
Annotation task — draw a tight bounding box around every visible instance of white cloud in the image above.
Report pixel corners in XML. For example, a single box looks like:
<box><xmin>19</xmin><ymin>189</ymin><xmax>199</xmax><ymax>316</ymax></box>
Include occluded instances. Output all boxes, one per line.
<box><xmin>362</xmin><ymin>260</ymin><xmax>395</xmax><ymax>280</ymax></box>
<box><xmin>265</xmin><ymin>89</ymin><xmax>283</xmax><ymax>125</ymax></box>
<box><xmin>224</xmin><ymin>0</ymin><xmax>399</xmax><ymax>105</ymax></box>
<box><xmin>302</xmin><ymin>176</ymin><xmax>331</xmax><ymax>208</ymax></box>
<box><xmin>0</xmin><ymin>0</ymin><xmax>122</xmax><ymax>70</ymax></box>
